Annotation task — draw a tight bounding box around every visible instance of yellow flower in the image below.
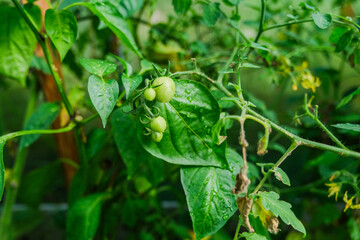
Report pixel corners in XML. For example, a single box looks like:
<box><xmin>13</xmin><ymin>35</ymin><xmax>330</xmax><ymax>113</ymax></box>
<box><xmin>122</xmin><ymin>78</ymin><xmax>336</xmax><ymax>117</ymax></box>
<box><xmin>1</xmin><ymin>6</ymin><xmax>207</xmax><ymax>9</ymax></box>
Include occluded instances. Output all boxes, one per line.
<box><xmin>343</xmin><ymin>191</ymin><xmax>354</xmax><ymax>212</ymax></box>
<box><xmin>295</xmin><ymin>61</ymin><xmax>308</xmax><ymax>71</ymax></box>
<box><xmin>325</xmin><ymin>182</ymin><xmax>341</xmax><ymax>201</ymax></box>
<box><xmin>293</xmin><ymin>61</ymin><xmax>321</xmax><ymax>92</ymax></box>
<box><xmin>329</xmin><ymin>174</ymin><xmax>337</xmax><ymax>182</ymax></box>
<box><xmin>292</xmin><ymin>83</ymin><xmax>298</xmax><ymax>91</ymax></box>
<box><xmin>343</xmin><ymin>191</ymin><xmax>360</xmax><ymax>212</ymax></box>
<box><xmin>298</xmin><ymin>72</ymin><xmax>321</xmax><ymax>92</ymax></box>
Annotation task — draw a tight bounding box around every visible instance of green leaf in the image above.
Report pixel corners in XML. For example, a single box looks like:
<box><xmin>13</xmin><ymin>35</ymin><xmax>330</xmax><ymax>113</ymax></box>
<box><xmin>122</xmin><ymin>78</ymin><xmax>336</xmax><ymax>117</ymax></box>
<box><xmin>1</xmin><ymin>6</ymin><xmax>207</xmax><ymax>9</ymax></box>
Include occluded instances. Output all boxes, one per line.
<box><xmin>271</xmin><ymin>167</ymin><xmax>291</xmax><ymax>186</ymax></box>
<box><xmin>88</xmin><ymin>75</ymin><xmax>119</xmax><ymax>128</ymax></box>
<box><xmin>19</xmin><ymin>103</ymin><xmax>61</xmax><ymax>150</ymax></box>
<box><xmin>337</xmin><ymin>87</ymin><xmax>360</xmax><ymax>109</ymax></box>
<box><xmin>0</xmin><ymin>139</ymin><xmax>5</xmax><ymax>200</ymax></box>
<box><xmin>68</xmin><ymin>165</ymin><xmax>88</xmax><ymax>206</ymax></box>
<box><xmin>332</xmin><ymin>123</ymin><xmax>360</xmax><ymax>133</ymax></box>
<box><xmin>202</xmin><ymin>2</ymin><xmax>221</xmax><ymax>26</ymax></box>
<box><xmin>18</xmin><ymin>161</ymin><xmax>61</xmax><ymax>207</ymax></box>
<box><xmin>30</xmin><ymin>56</ymin><xmax>51</xmax><ymax>74</ymax></box>
<box><xmin>121</xmin><ymin>74</ymin><xmax>142</xmax><ymax>99</ymax></box>
<box><xmin>249</xmin><ymin>42</ymin><xmax>270</xmax><ymax>52</ymax></box>
<box><xmin>119</xmin><ymin>0</ymin><xmax>145</xmax><ymax>17</ymax></box>
<box><xmin>112</xmin><ymin>109</ymin><xmax>164</xmax><ymax>183</ymax></box>
<box><xmin>180</xmin><ymin>148</ymin><xmax>241</xmax><ymax>239</ymax></box>
<box><xmin>80</xmin><ymin>58</ymin><xmax>117</xmax><ymax>77</ymax></box>
<box><xmin>299</xmin><ymin>2</ymin><xmax>318</xmax><ymax>11</ymax></box>
<box><xmin>240</xmin><ymin>63</ymin><xmax>261</xmax><ymax>68</ymax></box>
<box><xmin>329</xmin><ymin>27</ymin><xmax>349</xmax><ymax>44</ymax></box>
<box><xmin>335</xmin><ymin>29</ymin><xmax>353</xmax><ymax>52</ymax></box>
<box><xmin>138</xmin><ymin>79</ymin><xmax>227</xmax><ymax>167</ymax></box>
<box><xmin>257</xmin><ymin>191</ymin><xmax>306</xmax><ymax>235</ymax></box>
<box><xmin>86</xmin><ymin>128</ymin><xmax>107</xmax><ymax>159</ymax></box>
<box><xmin>240</xmin><ymin>232</ymin><xmax>267</xmax><ymax>240</ymax></box>
<box><xmin>172</xmin><ymin>0</ymin><xmax>192</xmax><ymax>15</ymax></box>
<box><xmin>0</xmin><ymin>6</ymin><xmax>39</xmax><ymax>85</ymax></box>
<box><xmin>108</xmin><ymin>54</ymin><xmax>132</xmax><ymax>76</ymax></box>
<box><xmin>66</xmin><ymin>193</ymin><xmax>105</xmax><ymax>240</ymax></box>
<box><xmin>24</xmin><ymin>3</ymin><xmax>42</xmax><ymax>31</ymax></box>
<box><xmin>45</xmin><ymin>9</ymin><xmax>78</xmax><ymax>61</ymax></box>
<box><xmin>79</xmin><ymin>2</ymin><xmax>142</xmax><ymax>57</ymax></box>
<box><xmin>139</xmin><ymin>59</ymin><xmax>155</xmax><ymax>75</ymax></box>
<box><xmin>311</xmin><ymin>13</ymin><xmax>332</xmax><ymax>29</ymax></box>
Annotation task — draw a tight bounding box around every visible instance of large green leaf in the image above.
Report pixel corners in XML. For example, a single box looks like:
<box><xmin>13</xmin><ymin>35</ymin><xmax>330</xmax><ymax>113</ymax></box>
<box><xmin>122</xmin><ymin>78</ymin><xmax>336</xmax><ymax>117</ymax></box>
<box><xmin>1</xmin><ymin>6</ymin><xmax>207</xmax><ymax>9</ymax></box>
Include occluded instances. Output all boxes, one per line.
<box><xmin>335</xmin><ymin>29</ymin><xmax>353</xmax><ymax>52</ymax></box>
<box><xmin>0</xmin><ymin>5</ymin><xmax>39</xmax><ymax>85</ymax></box>
<box><xmin>138</xmin><ymin>79</ymin><xmax>227</xmax><ymax>167</ymax></box>
<box><xmin>80</xmin><ymin>58</ymin><xmax>117</xmax><ymax>77</ymax></box>
<box><xmin>19</xmin><ymin>103</ymin><xmax>61</xmax><ymax>150</ymax></box>
<box><xmin>88</xmin><ymin>75</ymin><xmax>119</xmax><ymax>128</ymax></box>
<box><xmin>172</xmin><ymin>0</ymin><xmax>192</xmax><ymax>15</ymax></box>
<box><xmin>45</xmin><ymin>9</ymin><xmax>78</xmax><ymax>61</ymax></box>
<box><xmin>202</xmin><ymin>2</ymin><xmax>221</xmax><ymax>26</ymax></box>
<box><xmin>311</xmin><ymin>13</ymin><xmax>332</xmax><ymax>29</ymax></box>
<box><xmin>180</xmin><ymin>148</ymin><xmax>240</xmax><ymax>239</ymax></box>
<box><xmin>66</xmin><ymin>193</ymin><xmax>105</xmax><ymax>240</ymax></box>
<box><xmin>24</xmin><ymin>3</ymin><xmax>42</xmax><ymax>31</ymax></box>
<box><xmin>121</xmin><ymin>74</ymin><xmax>142</xmax><ymax>99</ymax></box>
<box><xmin>257</xmin><ymin>191</ymin><xmax>306</xmax><ymax>235</ymax></box>
<box><xmin>112</xmin><ymin>109</ymin><xmax>164</xmax><ymax>183</ymax></box>
<box><xmin>78</xmin><ymin>1</ymin><xmax>142</xmax><ymax>57</ymax></box>
<box><xmin>86</xmin><ymin>128</ymin><xmax>108</xmax><ymax>159</ymax></box>
<box><xmin>332</xmin><ymin>123</ymin><xmax>360</xmax><ymax>133</ymax></box>
<box><xmin>0</xmin><ymin>139</ymin><xmax>5</xmax><ymax>200</ymax></box>
<box><xmin>118</xmin><ymin>0</ymin><xmax>145</xmax><ymax>17</ymax></box>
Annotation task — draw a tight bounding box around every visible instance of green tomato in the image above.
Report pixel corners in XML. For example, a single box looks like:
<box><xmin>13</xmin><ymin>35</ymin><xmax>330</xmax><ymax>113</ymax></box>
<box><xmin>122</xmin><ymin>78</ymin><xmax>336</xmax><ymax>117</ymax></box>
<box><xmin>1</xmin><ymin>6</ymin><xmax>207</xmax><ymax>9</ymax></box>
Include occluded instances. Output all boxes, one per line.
<box><xmin>152</xmin><ymin>77</ymin><xmax>175</xmax><ymax>103</ymax></box>
<box><xmin>151</xmin><ymin>131</ymin><xmax>163</xmax><ymax>142</ymax></box>
<box><xmin>144</xmin><ymin>88</ymin><xmax>156</xmax><ymax>101</ymax></box>
<box><xmin>150</xmin><ymin>116</ymin><xmax>167</xmax><ymax>133</ymax></box>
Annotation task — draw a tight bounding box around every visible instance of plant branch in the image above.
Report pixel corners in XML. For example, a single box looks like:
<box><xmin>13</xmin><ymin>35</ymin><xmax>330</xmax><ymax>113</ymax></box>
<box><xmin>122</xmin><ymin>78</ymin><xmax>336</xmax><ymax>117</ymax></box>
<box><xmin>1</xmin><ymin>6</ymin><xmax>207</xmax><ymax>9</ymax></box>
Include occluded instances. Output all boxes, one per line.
<box><xmin>304</xmin><ymin>94</ymin><xmax>348</xmax><ymax>150</ymax></box>
<box><xmin>263</xmin><ymin>18</ymin><xmax>355</xmax><ymax>33</ymax></box>
<box><xmin>12</xmin><ymin>0</ymin><xmax>75</xmax><ymax>117</ymax></box>
<box><xmin>217</xmin><ymin>45</ymin><xmax>240</xmax><ymax>84</ymax></box>
<box><xmin>254</xmin><ymin>0</ymin><xmax>266</xmax><ymax>43</ymax></box>
<box><xmin>245</xmin><ymin>0</ymin><xmax>265</xmax><ymax>57</ymax></box>
<box><xmin>251</xmin><ymin>142</ymin><xmax>299</xmax><ymax>195</ymax></box>
<box><xmin>0</xmin><ymin>122</ymin><xmax>76</xmax><ymax>143</ymax></box>
<box><xmin>171</xmin><ymin>71</ymin><xmax>360</xmax><ymax>159</ymax></box>
<box><xmin>233</xmin><ymin>217</ymin><xmax>242</xmax><ymax>240</ymax></box>
<box><xmin>0</xmin><ymin>80</ymin><xmax>38</xmax><ymax>239</ymax></box>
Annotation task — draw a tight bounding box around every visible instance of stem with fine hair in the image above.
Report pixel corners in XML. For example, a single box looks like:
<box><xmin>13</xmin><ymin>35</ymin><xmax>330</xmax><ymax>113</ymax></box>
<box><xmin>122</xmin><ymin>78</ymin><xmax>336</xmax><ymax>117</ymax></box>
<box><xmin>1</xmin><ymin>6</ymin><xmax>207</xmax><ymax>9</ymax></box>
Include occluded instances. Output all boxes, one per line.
<box><xmin>0</xmin><ymin>80</ymin><xmax>38</xmax><ymax>239</ymax></box>
<box><xmin>303</xmin><ymin>94</ymin><xmax>347</xmax><ymax>150</ymax></box>
<box><xmin>171</xmin><ymin>70</ymin><xmax>360</xmax><ymax>159</ymax></box>
<box><xmin>11</xmin><ymin>0</ymin><xmax>74</xmax><ymax>117</ymax></box>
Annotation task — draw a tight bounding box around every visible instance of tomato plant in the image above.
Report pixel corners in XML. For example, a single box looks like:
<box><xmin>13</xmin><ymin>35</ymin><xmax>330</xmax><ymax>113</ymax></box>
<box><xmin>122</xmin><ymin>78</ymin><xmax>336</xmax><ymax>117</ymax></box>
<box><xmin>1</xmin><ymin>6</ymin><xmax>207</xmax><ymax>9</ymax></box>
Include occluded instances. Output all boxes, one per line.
<box><xmin>0</xmin><ymin>0</ymin><xmax>360</xmax><ymax>239</ymax></box>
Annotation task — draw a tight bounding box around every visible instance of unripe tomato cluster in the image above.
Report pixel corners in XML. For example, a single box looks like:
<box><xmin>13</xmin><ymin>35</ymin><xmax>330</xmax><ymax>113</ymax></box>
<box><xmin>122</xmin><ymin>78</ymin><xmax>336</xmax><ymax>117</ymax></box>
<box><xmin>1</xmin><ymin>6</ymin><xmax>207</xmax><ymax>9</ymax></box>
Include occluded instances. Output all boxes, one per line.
<box><xmin>150</xmin><ymin>116</ymin><xmax>167</xmax><ymax>142</ymax></box>
<box><xmin>144</xmin><ymin>77</ymin><xmax>176</xmax><ymax>143</ymax></box>
<box><xmin>144</xmin><ymin>77</ymin><xmax>176</xmax><ymax>103</ymax></box>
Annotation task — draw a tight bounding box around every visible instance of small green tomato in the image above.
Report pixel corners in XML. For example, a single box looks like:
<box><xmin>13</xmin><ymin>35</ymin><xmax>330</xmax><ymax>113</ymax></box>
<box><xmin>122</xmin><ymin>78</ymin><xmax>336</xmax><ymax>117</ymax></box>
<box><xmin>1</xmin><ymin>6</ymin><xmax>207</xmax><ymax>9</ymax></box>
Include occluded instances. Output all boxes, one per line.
<box><xmin>151</xmin><ymin>131</ymin><xmax>163</xmax><ymax>142</ymax></box>
<box><xmin>150</xmin><ymin>116</ymin><xmax>167</xmax><ymax>133</ymax></box>
<box><xmin>144</xmin><ymin>88</ymin><xmax>156</xmax><ymax>101</ymax></box>
<box><xmin>152</xmin><ymin>77</ymin><xmax>175</xmax><ymax>103</ymax></box>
